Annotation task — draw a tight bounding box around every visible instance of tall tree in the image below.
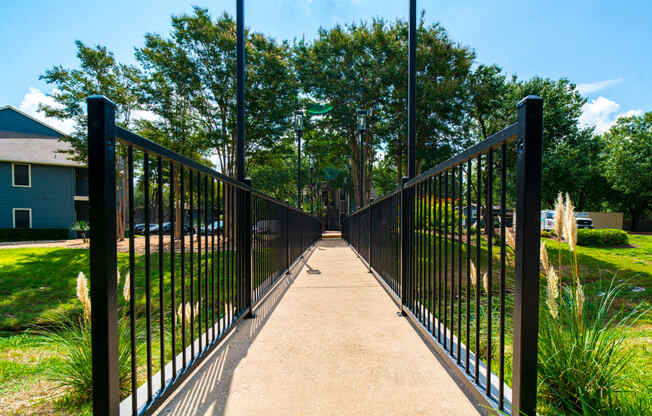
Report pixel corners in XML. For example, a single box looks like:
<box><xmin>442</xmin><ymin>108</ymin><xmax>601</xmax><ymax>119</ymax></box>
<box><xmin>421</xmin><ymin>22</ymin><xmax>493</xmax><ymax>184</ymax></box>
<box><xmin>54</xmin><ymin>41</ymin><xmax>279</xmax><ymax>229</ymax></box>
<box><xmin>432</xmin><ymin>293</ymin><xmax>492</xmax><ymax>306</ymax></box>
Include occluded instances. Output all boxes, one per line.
<box><xmin>40</xmin><ymin>41</ymin><xmax>143</xmax><ymax>238</ymax></box>
<box><xmin>602</xmin><ymin>112</ymin><xmax>652</xmax><ymax>230</ymax></box>
<box><xmin>39</xmin><ymin>40</ymin><xmax>142</xmax><ymax>162</ymax></box>
<box><xmin>294</xmin><ymin>17</ymin><xmax>473</xmax><ymax>207</ymax></box>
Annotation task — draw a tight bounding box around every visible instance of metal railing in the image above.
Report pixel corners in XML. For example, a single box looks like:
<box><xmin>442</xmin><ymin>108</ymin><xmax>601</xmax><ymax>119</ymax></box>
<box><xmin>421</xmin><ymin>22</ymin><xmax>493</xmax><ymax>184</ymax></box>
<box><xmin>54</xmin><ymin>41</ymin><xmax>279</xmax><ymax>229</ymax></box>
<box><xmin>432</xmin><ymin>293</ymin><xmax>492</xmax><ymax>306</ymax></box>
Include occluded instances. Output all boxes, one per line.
<box><xmin>87</xmin><ymin>96</ymin><xmax>321</xmax><ymax>416</ymax></box>
<box><xmin>343</xmin><ymin>96</ymin><xmax>543</xmax><ymax>416</ymax></box>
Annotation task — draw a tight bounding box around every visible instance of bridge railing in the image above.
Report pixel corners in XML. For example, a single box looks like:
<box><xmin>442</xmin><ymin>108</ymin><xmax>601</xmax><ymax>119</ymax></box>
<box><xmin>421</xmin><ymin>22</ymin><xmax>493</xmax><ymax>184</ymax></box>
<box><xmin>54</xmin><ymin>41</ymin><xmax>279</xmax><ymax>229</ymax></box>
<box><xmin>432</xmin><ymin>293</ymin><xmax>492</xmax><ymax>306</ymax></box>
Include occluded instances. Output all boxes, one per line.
<box><xmin>86</xmin><ymin>96</ymin><xmax>321</xmax><ymax>416</ymax></box>
<box><xmin>343</xmin><ymin>96</ymin><xmax>543</xmax><ymax>416</ymax></box>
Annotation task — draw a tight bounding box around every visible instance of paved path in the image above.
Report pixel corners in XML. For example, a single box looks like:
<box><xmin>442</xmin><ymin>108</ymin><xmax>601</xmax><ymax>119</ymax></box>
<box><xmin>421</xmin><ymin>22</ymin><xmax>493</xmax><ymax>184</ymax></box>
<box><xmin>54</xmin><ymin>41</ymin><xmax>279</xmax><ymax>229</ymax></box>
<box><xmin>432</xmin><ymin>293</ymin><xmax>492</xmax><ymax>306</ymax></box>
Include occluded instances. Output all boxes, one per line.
<box><xmin>155</xmin><ymin>239</ymin><xmax>479</xmax><ymax>416</ymax></box>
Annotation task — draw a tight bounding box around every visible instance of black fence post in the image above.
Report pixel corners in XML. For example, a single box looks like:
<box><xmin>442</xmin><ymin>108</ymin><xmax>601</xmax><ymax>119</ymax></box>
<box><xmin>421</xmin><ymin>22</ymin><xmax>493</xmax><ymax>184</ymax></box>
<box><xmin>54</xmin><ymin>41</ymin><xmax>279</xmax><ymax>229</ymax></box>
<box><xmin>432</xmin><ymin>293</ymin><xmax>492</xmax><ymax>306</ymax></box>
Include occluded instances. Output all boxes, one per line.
<box><xmin>285</xmin><ymin>200</ymin><xmax>290</xmax><ymax>274</ymax></box>
<box><xmin>399</xmin><ymin>176</ymin><xmax>409</xmax><ymax>312</ymax></box>
<box><xmin>242</xmin><ymin>178</ymin><xmax>253</xmax><ymax>318</ymax></box>
<box><xmin>87</xmin><ymin>95</ymin><xmax>120</xmax><ymax>416</ymax></box>
<box><xmin>512</xmin><ymin>95</ymin><xmax>543</xmax><ymax>416</ymax></box>
<box><xmin>368</xmin><ymin>198</ymin><xmax>374</xmax><ymax>271</ymax></box>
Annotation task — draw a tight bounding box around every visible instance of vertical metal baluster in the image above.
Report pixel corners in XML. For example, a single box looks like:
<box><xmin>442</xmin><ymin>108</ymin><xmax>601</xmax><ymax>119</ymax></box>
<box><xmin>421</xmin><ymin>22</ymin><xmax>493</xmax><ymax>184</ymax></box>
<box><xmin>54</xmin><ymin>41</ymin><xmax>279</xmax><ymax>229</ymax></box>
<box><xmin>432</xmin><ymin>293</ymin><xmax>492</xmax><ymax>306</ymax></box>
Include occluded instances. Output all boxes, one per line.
<box><xmin>180</xmin><ymin>167</ymin><xmax>186</xmax><ymax>368</ymax></box>
<box><xmin>211</xmin><ymin>178</ymin><xmax>215</xmax><ymax>342</ymax></box>
<box><xmin>416</xmin><ymin>183</ymin><xmax>422</xmax><ymax>320</ymax></box>
<box><xmin>438</xmin><ymin>174</ymin><xmax>443</xmax><ymax>342</ymax></box>
<box><xmin>144</xmin><ymin>152</ymin><xmax>152</xmax><ymax>402</ymax></box>
<box><xmin>487</xmin><ymin>149</ymin><xmax>494</xmax><ymax>397</ymax></box>
<box><xmin>444</xmin><ymin>170</ymin><xmax>448</xmax><ymax>350</ymax></box>
<box><xmin>197</xmin><ymin>173</ymin><xmax>202</xmax><ymax>352</ymax></box>
<box><xmin>421</xmin><ymin>183</ymin><xmax>426</xmax><ymax>324</ymax></box>
<box><xmin>204</xmin><ymin>176</ymin><xmax>209</xmax><ymax>345</ymax></box>
<box><xmin>427</xmin><ymin>178</ymin><xmax>433</xmax><ymax>332</ymax></box>
<box><xmin>169</xmin><ymin>162</ymin><xmax>176</xmax><ymax>378</ymax></box>
<box><xmin>466</xmin><ymin>159</ymin><xmax>472</xmax><ymax>374</ymax></box>
<box><xmin>229</xmin><ymin>184</ymin><xmax>234</xmax><ymax>322</ymax></box>
<box><xmin>218</xmin><ymin>181</ymin><xmax>223</xmax><ymax>336</ymax></box>
<box><xmin>189</xmin><ymin>171</ymin><xmax>194</xmax><ymax>361</ymax></box>
<box><xmin>458</xmin><ymin>164</ymin><xmax>463</xmax><ymax>364</ymax></box>
<box><xmin>225</xmin><ymin>184</ymin><xmax>231</xmax><ymax>325</ymax></box>
<box><xmin>499</xmin><ymin>143</ymin><xmax>507</xmax><ymax>409</ymax></box>
<box><xmin>475</xmin><ymin>155</ymin><xmax>482</xmax><ymax>384</ymax></box>
<box><xmin>450</xmin><ymin>168</ymin><xmax>455</xmax><ymax>354</ymax></box>
<box><xmin>127</xmin><ymin>146</ymin><xmax>137</xmax><ymax>415</ymax></box>
<box><xmin>157</xmin><ymin>157</ymin><xmax>165</xmax><ymax>390</ymax></box>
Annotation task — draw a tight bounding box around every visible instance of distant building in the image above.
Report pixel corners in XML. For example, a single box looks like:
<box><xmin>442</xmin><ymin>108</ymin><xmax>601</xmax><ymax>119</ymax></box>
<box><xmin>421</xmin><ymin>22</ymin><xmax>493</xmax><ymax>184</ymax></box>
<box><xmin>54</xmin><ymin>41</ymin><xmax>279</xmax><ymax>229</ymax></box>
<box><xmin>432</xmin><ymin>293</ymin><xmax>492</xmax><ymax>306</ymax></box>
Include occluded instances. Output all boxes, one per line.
<box><xmin>0</xmin><ymin>106</ymin><xmax>88</xmax><ymax>234</ymax></box>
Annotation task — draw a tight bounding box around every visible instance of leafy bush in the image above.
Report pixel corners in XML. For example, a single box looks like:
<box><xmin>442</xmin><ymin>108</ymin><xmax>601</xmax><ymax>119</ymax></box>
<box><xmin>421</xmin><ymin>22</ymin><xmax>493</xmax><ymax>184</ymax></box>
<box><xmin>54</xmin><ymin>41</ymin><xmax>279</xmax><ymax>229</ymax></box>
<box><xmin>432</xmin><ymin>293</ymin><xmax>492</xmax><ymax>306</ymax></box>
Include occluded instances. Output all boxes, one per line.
<box><xmin>541</xmin><ymin>230</ymin><xmax>555</xmax><ymax>239</ymax></box>
<box><xmin>414</xmin><ymin>197</ymin><xmax>463</xmax><ymax>230</ymax></box>
<box><xmin>0</xmin><ymin>228</ymin><xmax>70</xmax><ymax>242</ymax></box>
<box><xmin>577</xmin><ymin>229</ymin><xmax>628</xmax><ymax>247</ymax></box>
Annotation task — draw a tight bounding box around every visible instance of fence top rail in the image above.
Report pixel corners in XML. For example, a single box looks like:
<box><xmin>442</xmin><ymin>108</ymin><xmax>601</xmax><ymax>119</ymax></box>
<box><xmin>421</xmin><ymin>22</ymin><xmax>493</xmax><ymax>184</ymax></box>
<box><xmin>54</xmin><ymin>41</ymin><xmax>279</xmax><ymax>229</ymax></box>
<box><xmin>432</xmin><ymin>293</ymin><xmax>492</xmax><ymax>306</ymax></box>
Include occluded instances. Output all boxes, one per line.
<box><xmin>347</xmin><ymin>187</ymin><xmax>400</xmax><ymax>217</ymax></box>
<box><xmin>405</xmin><ymin>122</ymin><xmax>518</xmax><ymax>188</ymax></box>
<box><xmin>116</xmin><ymin>126</ymin><xmax>317</xmax><ymax>219</ymax></box>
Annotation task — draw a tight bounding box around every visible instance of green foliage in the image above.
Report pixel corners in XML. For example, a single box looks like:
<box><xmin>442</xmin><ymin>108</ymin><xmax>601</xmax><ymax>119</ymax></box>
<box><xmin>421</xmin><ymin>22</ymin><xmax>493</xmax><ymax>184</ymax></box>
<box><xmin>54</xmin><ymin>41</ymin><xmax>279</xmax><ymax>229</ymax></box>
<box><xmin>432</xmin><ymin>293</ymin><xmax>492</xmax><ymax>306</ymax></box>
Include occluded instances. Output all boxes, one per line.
<box><xmin>39</xmin><ymin>41</ymin><xmax>142</xmax><ymax>162</ymax></box>
<box><xmin>602</xmin><ymin>112</ymin><xmax>652</xmax><ymax>231</ymax></box>
<box><xmin>577</xmin><ymin>229</ymin><xmax>628</xmax><ymax>247</ymax></box>
<box><xmin>538</xmin><ymin>283</ymin><xmax>650</xmax><ymax>415</ymax></box>
<box><xmin>0</xmin><ymin>228</ymin><xmax>70</xmax><ymax>242</ymax></box>
<box><xmin>39</xmin><ymin>315</ymin><xmax>140</xmax><ymax>402</ymax></box>
<box><xmin>414</xmin><ymin>197</ymin><xmax>463</xmax><ymax>230</ymax></box>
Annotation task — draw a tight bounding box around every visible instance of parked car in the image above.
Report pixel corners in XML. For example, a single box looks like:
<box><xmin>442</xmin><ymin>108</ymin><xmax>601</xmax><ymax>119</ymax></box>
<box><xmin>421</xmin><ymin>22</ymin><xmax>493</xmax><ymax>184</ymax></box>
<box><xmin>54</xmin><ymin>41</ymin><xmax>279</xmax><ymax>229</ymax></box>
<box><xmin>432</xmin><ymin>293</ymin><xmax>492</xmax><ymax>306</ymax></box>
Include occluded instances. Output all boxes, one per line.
<box><xmin>134</xmin><ymin>223</ymin><xmax>159</xmax><ymax>234</ymax></box>
<box><xmin>161</xmin><ymin>222</ymin><xmax>195</xmax><ymax>234</ymax></box>
<box><xmin>575</xmin><ymin>216</ymin><xmax>594</xmax><ymax>229</ymax></box>
<box><xmin>201</xmin><ymin>220</ymin><xmax>224</xmax><ymax>234</ymax></box>
<box><xmin>541</xmin><ymin>210</ymin><xmax>594</xmax><ymax>231</ymax></box>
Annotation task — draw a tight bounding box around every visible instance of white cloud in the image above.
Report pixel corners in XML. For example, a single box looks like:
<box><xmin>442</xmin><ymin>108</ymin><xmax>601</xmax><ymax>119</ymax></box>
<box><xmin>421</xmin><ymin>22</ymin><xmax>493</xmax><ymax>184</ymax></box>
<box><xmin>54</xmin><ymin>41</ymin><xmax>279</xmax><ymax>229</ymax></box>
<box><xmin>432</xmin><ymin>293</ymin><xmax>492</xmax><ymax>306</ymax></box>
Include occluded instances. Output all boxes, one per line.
<box><xmin>19</xmin><ymin>87</ymin><xmax>76</xmax><ymax>135</ymax></box>
<box><xmin>131</xmin><ymin>109</ymin><xmax>160</xmax><ymax>123</ymax></box>
<box><xmin>576</xmin><ymin>78</ymin><xmax>623</xmax><ymax>95</ymax></box>
<box><xmin>579</xmin><ymin>96</ymin><xmax>643</xmax><ymax>134</ymax></box>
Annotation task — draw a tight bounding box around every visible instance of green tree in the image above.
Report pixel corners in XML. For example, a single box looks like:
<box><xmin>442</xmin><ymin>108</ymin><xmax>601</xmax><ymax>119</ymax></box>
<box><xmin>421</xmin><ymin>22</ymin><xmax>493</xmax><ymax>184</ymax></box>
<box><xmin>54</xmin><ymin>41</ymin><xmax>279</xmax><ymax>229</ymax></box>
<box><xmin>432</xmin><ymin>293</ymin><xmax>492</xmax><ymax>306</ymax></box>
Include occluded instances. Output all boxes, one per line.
<box><xmin>602</xmin><ymin>112</ymin><xmax>652</xmax><ymax>230</ymax></box>
<box><xmin>294</xmin><ymin>16</ymin><xmax>473</xmax><ymax>208</ymax></box>
<box><xmin>39</xmin><ymin>41</ymin><xmax>142</xmax><ymax>162</ymax></box>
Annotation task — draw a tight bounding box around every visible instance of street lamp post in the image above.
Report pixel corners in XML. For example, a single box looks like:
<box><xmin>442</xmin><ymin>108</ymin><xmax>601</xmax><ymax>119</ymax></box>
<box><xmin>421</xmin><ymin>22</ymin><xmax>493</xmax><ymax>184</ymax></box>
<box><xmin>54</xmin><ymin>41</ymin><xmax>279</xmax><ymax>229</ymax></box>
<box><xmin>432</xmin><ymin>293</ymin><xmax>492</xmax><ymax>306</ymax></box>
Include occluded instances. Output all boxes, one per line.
<box><xmin>356</xmin><ymin>109</ymin><xmax>367</xmax><ymax>209</ymax></box>
<box><xmin>294</xmin><ymin>111</ymin><xmax>304</xmax><ymax>209</ymax></box>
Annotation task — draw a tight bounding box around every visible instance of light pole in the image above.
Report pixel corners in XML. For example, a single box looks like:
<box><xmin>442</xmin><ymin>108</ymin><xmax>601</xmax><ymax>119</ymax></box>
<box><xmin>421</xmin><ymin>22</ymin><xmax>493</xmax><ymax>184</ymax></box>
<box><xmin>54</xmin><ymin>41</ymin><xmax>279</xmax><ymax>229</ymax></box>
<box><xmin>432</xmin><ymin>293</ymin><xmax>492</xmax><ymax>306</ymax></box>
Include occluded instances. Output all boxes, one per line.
<box><xmin>356</xmin><ymin>109</ymin><xmax>367</xmax><ymax>209</ymax></box>
<box><xmin>294</xmin><ymin>110</ymin><xmax>304</xmax><ymax>209</ymax></box>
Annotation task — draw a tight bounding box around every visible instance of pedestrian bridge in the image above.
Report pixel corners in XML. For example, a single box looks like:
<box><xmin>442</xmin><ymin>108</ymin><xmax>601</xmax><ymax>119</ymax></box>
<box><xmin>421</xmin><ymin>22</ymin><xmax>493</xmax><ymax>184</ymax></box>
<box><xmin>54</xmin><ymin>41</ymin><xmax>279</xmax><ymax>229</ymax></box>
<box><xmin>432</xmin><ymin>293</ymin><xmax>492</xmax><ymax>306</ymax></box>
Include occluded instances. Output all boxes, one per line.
<box><xmin>154</xmin><ymin>238</ymin><xmax>480</xmax><ymax>416</ymax></box>
<box><xmin>87</xmin><ymin>95</ymin><xmax>542</xmax><ymax>416</ymax></box>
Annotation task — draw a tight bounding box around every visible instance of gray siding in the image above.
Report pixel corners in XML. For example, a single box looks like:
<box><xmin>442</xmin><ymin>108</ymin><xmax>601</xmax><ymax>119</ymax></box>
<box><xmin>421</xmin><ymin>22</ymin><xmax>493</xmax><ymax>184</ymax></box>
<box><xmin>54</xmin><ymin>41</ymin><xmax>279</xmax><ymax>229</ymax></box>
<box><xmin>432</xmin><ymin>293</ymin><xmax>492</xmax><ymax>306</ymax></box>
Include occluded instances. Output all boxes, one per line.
<box><xmin>0</xmin><ymin>161</ymin><xmax>75</xmax><ymax>229</ymax></box>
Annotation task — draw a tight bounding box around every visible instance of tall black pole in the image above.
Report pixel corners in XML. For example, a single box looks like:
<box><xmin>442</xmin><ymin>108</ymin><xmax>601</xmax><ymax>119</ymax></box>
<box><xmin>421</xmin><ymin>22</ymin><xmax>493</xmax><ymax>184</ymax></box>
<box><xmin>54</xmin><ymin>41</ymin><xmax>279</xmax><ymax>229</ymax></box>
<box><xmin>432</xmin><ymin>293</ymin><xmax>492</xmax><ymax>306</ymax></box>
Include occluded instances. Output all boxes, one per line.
<box><xmin>297</xmin><ymin>130</ymin><xmax>302</xmax><ymax>209</ymax></box>
<box><xmin>407</xmin><ymin>0</ymin><xmax>416</xmax><ymax>179</ymax></box>
<box><xmin>236</xmin><ymin>0</ymin><xmax>245</xmax><ymax>181</ymax></box>
<box><xmin>359</xmin><ymin>130</ymin><xmax>363</xmax><ymax>209</ymax></box>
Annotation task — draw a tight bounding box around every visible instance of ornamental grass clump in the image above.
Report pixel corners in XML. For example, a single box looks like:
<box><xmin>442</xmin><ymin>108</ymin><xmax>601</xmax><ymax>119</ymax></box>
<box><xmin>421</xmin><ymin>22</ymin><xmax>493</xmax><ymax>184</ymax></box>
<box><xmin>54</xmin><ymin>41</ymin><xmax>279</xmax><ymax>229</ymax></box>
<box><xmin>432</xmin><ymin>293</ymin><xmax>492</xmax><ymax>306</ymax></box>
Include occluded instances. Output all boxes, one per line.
<box><xmin>41</xmin><ymin>270</ymin><xmax>141</xmax><ymax>403</ymax></box>
<box><xmin>538</xmin><ymin>194</ymin><xmax>650</xmax><ymax>415</ymax></box>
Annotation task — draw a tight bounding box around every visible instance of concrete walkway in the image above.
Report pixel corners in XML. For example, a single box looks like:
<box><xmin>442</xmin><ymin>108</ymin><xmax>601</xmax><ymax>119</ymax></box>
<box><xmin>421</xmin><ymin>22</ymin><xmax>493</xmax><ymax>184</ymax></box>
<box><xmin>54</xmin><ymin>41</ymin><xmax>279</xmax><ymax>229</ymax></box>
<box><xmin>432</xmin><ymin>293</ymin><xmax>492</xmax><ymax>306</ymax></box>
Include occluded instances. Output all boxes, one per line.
<box><xmin>154</xmin><ymin>239</ymin><xmax>480</xmax><ymax>416</ymax></box>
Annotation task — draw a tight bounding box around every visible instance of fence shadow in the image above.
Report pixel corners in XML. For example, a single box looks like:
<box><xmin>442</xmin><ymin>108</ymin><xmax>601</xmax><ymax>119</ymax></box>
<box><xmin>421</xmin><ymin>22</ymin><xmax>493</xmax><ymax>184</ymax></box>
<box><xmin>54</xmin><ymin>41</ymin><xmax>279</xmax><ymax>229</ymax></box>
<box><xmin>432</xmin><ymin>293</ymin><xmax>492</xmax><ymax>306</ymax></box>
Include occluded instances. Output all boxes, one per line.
<box><xmin>152</xmin><ymin>244</ymin><xmax>318</xmax><ymax>416</ymax></box>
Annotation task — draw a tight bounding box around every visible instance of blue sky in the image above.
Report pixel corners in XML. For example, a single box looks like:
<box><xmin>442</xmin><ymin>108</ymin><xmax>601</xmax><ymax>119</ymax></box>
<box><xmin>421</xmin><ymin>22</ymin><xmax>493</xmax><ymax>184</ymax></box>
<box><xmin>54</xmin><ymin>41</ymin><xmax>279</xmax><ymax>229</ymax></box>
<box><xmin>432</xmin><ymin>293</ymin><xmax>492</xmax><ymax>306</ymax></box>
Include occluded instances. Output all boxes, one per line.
<box><xmin>1</xmin><ymin>0</ymin><xmax>649</xmax><ymax>134</ymax></box>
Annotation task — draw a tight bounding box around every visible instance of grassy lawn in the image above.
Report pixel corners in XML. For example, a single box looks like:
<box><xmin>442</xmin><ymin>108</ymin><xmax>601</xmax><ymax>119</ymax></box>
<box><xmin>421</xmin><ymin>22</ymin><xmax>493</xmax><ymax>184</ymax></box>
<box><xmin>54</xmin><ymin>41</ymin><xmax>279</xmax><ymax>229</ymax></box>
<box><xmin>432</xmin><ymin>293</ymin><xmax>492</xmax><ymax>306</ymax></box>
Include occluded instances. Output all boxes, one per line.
<box><xmin>0</xmin><ymin>245</ymin><xmax>240</xmax><ymax>414</ymax></box>
<box><xmin>0</xmin><ymin>234</ymin><xmax>650</xmax><ymax>414</ymax></box>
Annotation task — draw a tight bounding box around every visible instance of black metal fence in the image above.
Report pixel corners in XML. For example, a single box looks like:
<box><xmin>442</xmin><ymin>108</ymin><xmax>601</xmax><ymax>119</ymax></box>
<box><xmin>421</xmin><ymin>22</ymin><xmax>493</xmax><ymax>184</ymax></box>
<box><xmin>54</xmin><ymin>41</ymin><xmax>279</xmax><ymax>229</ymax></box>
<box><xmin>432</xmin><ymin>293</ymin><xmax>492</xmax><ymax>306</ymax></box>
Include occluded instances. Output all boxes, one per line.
<box><xmin>343</xmin><ymin>96</ymin><xmax>543</xmax><ymax>416</ymax></box>
<box><xmin>87</xmin><ymin>96</ymin><xmax>321</xmax><ymax>416</ymax></box>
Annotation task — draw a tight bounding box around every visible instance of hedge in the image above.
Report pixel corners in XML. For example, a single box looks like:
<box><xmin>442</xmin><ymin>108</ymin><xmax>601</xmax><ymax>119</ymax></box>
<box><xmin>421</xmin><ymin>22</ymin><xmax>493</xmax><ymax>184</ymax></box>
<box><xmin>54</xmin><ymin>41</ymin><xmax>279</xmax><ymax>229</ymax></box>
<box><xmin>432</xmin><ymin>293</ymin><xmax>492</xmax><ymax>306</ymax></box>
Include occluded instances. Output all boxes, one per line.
<box><xmin>0</xmin><ymin>228</ymin><xmax>71</xmax><ymax>242</ymax></box>
<box><xmin>577</xmin><ymin>229</ymin><xmax>628</xmax><ymax>247</ymax></box>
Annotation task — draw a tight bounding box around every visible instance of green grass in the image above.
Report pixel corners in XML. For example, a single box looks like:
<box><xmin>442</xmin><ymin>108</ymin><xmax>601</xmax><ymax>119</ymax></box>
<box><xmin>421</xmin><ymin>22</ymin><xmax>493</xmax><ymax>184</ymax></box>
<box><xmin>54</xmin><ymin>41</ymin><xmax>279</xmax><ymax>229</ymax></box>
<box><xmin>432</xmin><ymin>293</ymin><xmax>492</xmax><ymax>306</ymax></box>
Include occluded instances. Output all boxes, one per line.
<box><xmin>0</xmin><ymin>235</ymin><xmax>650</xmax><ymax>414</ymax></box>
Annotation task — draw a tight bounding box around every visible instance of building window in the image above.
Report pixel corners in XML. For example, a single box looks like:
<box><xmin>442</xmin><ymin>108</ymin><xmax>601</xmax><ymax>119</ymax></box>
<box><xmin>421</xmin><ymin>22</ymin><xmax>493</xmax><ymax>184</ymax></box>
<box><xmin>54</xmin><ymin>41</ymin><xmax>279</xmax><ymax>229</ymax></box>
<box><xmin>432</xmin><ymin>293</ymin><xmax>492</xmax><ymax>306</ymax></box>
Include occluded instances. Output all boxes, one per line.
<box><xmin>13</xmin><ymin>208</ymin><xmax>32</xmax><ymax>229</ymax></box>
<box><xmin>12</xmin><ymin>163</ymin><xmax>31</xmax><ymax>187</ymax></box>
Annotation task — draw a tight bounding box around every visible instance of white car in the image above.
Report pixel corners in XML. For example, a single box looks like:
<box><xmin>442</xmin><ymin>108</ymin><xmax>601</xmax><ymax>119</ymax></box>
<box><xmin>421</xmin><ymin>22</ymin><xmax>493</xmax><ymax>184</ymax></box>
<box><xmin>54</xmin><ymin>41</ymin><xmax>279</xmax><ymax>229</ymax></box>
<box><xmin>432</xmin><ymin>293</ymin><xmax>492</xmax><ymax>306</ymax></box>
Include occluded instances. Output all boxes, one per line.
<box><xmin>541</xmin><ymin>210</ymin><xmax>594</xmax><ymax>231</ymax></box>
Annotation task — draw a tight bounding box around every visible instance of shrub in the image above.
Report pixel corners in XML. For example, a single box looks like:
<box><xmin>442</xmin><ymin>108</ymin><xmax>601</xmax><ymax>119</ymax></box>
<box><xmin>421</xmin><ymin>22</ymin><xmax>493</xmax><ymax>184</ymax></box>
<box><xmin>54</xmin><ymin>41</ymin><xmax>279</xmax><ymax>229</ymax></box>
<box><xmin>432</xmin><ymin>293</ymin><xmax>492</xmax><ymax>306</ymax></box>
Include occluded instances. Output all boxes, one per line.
<box><xmin>538</xmin><ymin>282</ymin><xmax>649</xmax><ymax>415</ymax></box>
<box><xmin>577</xmin><ymin>229</ymin><xmax>628</xmax><ymax>247</ymax></box>
<box><xmin>0</xmin><ymin>228</ymin><xmax>70</xmax><ymax>242</ymax></box>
